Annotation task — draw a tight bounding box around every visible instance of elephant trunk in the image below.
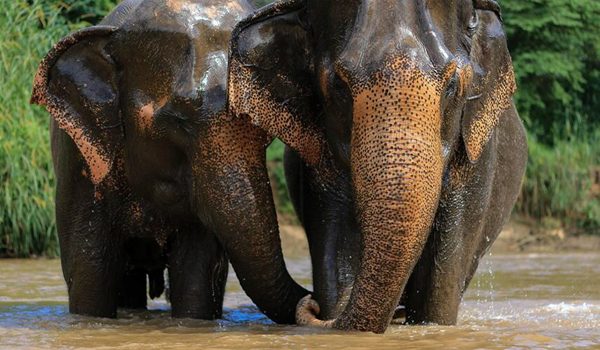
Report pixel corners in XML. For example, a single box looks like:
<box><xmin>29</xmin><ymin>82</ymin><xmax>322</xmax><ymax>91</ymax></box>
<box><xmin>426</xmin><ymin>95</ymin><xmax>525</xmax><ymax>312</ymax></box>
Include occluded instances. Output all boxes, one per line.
<box><xmin>192</xmin><ymin>121</ymin><xmax>309</xmax><ymax>324</ymax></box>
<box><xmin>334</xmin><ymin>55</ymin><xmax>446</xmax><ymax>332</ymax></box>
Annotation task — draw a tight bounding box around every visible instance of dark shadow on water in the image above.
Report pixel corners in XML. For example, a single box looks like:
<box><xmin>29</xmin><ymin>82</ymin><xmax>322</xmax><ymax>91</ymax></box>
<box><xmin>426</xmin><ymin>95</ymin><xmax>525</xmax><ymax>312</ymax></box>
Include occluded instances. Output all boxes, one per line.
<box><xmin>0</xmin><ymin>304</ymin><xmax>69</xmax><ymax>329</ymax></box>
<box><xmin>0</xmin><ymin>303</ymin><xmax>274</xmax><ymax>331</ymax></box>
<box><xmin>223</xmin><ymin>305</ymin><xmax>272</xmax><ymax>324</ymax></box>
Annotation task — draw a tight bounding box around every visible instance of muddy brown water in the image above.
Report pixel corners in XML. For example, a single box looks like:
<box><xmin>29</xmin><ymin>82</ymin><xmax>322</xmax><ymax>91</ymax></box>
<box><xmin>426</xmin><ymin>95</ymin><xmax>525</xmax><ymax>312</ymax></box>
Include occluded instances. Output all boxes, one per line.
<box><xmin>1</xmin><ymin>253</ymin><xmax>599</xmax><ymax>349</ymax></box>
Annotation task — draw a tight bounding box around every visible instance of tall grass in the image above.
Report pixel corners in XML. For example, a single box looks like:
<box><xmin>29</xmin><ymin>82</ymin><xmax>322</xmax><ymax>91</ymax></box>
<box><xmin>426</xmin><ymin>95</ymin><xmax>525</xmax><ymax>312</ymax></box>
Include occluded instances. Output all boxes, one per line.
<box><xmin>516</xmin><ymin>131</ymin><xmax>600</xmax><ymax>234</ymax></box>
<box><xmin>0</xmin><ymin>1</ymin><xmax>70</xmax><ymax>257</ymax></box>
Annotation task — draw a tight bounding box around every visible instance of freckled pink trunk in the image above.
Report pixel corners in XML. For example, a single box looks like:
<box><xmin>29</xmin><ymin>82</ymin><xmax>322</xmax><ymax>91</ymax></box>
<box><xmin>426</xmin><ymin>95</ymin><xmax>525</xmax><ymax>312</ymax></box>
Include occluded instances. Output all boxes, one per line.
<box><xmin>335</xmin><ymin>58</ymin><xmax>445</xmax><ymax>332</ymax></box>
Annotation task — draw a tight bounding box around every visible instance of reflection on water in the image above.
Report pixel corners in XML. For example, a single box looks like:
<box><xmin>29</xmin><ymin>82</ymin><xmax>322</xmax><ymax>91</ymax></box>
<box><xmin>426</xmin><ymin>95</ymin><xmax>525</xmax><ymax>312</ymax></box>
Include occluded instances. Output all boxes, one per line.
<box><xmin>1</xmin><ymin>254</ymin><xmax>599</xmax><ymax>349</ymax></box>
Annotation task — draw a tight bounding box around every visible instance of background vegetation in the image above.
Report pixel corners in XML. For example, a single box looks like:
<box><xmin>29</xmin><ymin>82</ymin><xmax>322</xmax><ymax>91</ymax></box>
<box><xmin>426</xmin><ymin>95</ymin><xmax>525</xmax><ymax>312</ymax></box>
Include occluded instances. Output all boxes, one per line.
<box><xmin>0</xmin><ymin>0</ymin><xmax>598</xmax><ymax>257</ymax></box>
<box><xmin>502</xmin><ymin>1</ymin><xmax>600</xmax><ymax>233</ymax></box>
<box><xmin>0</xmin><ymin>1</ymin><xmax>66</xmax><ymax>257</ymax></box>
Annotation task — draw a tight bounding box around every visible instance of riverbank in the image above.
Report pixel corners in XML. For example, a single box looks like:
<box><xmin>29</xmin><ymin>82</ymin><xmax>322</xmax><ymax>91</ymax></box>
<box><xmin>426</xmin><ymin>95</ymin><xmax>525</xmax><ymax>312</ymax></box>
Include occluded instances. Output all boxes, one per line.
<box><xmin>1</xmin><ymin>220</ymin><xmax>597</xmax><ymax>259</ymax></box>
<box><xmin>279</xmin><ymin>220</ymin><xmax>600</xmax><ymax>258</ymax></box>
<box><xmin>490</xmin><ymin>220</ymin><xmax>600</xmax><ymax>254</ymax></box>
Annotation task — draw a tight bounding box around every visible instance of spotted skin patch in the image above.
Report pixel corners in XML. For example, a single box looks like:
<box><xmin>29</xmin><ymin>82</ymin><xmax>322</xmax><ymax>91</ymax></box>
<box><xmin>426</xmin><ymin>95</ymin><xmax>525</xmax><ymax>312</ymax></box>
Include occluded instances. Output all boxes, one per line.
<box><xmin>228</xmin><ymin>59</ymin><xmax>329</xmax><ymax>171</ymax></box>
<box><xmin>227</xmin><ymin>0</ymin><xmax>340</xmax><ymax>185</ymax></box>
<box><xmin>463</xmin><ymin>64</ymin><xmax>516</xmax><ymax>161</ymax></box>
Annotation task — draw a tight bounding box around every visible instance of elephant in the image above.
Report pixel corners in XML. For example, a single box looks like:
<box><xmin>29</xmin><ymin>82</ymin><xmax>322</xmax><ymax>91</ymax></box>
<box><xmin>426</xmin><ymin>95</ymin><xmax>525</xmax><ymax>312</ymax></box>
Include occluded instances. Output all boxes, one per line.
<box><xmin>227</xmin><ymin>0</ymin><xmax>528</xmax><ymax>333</ymax></box>
<box><xmin>30</xmin><ymin>0</ymin><xmax>323</xmax><ymax>323</ymax></box>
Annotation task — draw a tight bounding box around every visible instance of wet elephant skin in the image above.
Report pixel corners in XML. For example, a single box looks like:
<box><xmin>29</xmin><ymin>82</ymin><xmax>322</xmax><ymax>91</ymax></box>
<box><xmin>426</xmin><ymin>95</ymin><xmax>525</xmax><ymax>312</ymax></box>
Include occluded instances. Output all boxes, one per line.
<box><xmin>228</xmin><ymin>0</ymin><xmax>528</xmax><ymax>333</ymax></box>
<box><xmin>31</xmin><ymin>0</ymin><xmax>311</xmax><ymax>323</ymax></box>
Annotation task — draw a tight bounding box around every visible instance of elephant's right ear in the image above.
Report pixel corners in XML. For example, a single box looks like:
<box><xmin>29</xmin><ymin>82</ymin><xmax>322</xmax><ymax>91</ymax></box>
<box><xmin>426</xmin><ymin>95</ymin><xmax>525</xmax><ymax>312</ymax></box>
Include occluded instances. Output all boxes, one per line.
<box><xmin>228</xmin><ymin>1</ymin><xmax>326</xmax><ymax>167</ymax></box>
<box><xmin>31</xmin><ymin>26</ymin><xmax>121</xmax><ymax>185</ymax></box>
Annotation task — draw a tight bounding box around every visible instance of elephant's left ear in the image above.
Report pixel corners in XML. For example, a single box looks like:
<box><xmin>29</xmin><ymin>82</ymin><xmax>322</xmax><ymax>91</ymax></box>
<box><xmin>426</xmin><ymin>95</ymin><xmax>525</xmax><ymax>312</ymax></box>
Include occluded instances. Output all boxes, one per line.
<box><xmin>228</xmin><ymin>1</ymin><xmax>326</xmax><ymax>167</ymax></box>
<box><xmin>462</xmin><ymin>6</ymin><xmax>516</xmax><ymax>162</ymax></box>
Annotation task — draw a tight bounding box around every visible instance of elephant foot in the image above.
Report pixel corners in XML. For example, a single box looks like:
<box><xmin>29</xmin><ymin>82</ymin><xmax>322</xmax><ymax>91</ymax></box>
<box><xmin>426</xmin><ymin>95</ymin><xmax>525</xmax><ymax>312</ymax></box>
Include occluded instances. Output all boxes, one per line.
<box><xmin>296</xmin><ymin>295</ymin><xmax>335</xmax><ymax>328</ymax></box>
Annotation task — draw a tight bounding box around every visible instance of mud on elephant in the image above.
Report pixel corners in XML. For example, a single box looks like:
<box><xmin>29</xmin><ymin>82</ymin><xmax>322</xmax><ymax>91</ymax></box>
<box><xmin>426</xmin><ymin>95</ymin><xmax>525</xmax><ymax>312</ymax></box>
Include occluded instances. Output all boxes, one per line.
<box><xmin>31</xmin><ymin>0</ymin><xmax>322</xmax><ymax>323</ymax></box>
<box><xmin>228</xmin><ymin>0</ymin><xmax>527</xmax><ymax>333</ymax></box>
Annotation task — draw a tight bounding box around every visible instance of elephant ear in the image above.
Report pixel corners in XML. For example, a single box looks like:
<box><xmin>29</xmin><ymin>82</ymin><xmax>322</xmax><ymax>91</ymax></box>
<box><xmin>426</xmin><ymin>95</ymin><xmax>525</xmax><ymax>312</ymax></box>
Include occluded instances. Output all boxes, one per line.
<box><xmin>31</xmin><ymin>26</ymin><xmax>121</xmax><ymax>185</ymax></box>
<box><xmin>228</xmin><ymin>1</ymin><xmax>326</xmax><ymax>167</ymax></box>
<box><xmin>462</xmin><ymin>2</ymin><xmax>516</xmax><ymax>162</ymax></box>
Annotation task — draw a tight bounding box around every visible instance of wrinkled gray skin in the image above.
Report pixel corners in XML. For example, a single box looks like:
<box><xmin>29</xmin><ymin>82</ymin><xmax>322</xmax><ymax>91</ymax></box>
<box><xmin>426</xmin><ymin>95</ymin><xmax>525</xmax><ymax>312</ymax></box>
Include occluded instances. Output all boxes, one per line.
<box><xmin>227</xmin><ymin>0</ymin><xmax>528</xmax><ymax>333</ymax></box>
<box><xmin>31</xmin><ymin>0</ymin><xmax>311</xmax><ymax>323</ymax></box>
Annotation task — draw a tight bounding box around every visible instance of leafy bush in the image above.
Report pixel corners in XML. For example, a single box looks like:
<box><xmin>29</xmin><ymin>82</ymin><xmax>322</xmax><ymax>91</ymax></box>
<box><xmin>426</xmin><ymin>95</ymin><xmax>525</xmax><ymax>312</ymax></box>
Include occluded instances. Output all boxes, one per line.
<box><xmin>502</xmin><ymin>0</ymin><xmax>600</xmax><ymax>143</ymax></box>
<box><xmin>503</xmin><ymin>0</ymin><xmax>599</xmax><ymax>233</ymax></box>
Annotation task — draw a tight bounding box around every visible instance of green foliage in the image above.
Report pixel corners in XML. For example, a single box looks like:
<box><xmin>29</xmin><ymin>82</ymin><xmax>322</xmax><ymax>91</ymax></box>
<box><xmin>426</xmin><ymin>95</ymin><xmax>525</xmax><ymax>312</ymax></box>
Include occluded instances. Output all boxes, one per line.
<box><xmin>502</xmin><ymin>0</ymin><xmax>599</xmax><ymax>232</ymax></box>
<box><xmin>267</xmin><ymin>139</ymin><xmax>296</xmax><ymax>220</ymax></box>
<box><xmin>0</xmin><ymin>0</ymin><xmax>68</xmax><ymax>256</ymax></box>
<box><xmin>502</xmin><ymin>0</ymin><xmax>600</xmax><ymax>143</ymax></box>
<box><xmin>516</xmin><ymin>131</ymin><xmax>600</xmax><ymax>233</ymax></box>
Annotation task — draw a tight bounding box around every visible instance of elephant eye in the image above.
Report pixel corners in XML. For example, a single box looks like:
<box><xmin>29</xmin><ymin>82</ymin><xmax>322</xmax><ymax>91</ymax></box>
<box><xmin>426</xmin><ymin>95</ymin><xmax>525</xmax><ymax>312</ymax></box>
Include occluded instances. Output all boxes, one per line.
<box><xmin>466</xmin><ymin>8</ymin><xmax>479</xmax><ymax>37</ymax></box>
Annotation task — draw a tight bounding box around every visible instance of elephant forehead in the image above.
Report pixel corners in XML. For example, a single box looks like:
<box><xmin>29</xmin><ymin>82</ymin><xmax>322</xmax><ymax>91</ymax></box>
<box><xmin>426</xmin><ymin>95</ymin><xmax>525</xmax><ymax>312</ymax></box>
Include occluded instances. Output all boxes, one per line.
<box><xmin>122</xmin><ymin>0</ymin><xmax>251</xmax><ymax>36</ymax></box>
<box><xmin>159</xmin><ymin>0</ymin><xmax>252</xmax><ymax>30</ymax></box>
<box><xmin>115</xmin><ymin>0</ymin><xmax>250</xmax><ymax>97</ymax></box>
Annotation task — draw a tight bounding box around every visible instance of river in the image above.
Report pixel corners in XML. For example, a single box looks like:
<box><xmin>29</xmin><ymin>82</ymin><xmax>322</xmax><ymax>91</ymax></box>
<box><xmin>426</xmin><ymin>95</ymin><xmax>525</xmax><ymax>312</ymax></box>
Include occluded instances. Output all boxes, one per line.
<box><xmin>1</xmin><ymin>253</ymin><xmax>599</xmax><ymax>349</ymax></box>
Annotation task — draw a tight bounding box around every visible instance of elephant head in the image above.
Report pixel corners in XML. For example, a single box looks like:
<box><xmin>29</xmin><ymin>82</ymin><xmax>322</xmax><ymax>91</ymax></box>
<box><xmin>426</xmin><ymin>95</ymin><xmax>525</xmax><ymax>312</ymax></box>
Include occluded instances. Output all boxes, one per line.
<box><xmin>229</xmin><ymin>0</ymin><xmax>516</xmax><ymax>332</ymax></box>
<box><xmin>31</xmin><ymin>0</ymin><xmax>311</xmax><ymax>324</ymax></box>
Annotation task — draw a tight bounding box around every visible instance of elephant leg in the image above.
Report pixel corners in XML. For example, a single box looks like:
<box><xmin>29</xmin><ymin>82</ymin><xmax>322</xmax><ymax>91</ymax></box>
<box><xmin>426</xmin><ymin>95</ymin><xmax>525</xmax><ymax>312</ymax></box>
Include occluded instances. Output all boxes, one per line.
<box><xmin>66</xmin><ymin>247</ymin><xmax>123</xmax><ymax>318</ymax></box>
<box><xmin>56</xmin><ymin>190</ymin><xmax>125</xmax><ymax>318</ymax></box>
<box><xmin>405</xmin><ymin>223</ymin><xmax>501</xmax><ymax>325</ymax></box>
<box><xmin>167</xmin><ymin>224</ymin><xmax>228</xmax><ymax>319</ymax></box>
<box><xmin>56</xmin><ymin>198</ymin><xmax>124</xmax><ymax>318</ymax></box>
<box><xmin>192</xmin><ymin>120</ymin><xmax>309</xmax><ymax>324</ymax></box>
<box><xmin>62</xmin><ymin>230</ymin><xmax>123</xmax><ymax>318</ymax></box>
<box><xmin>118</xmin><ymin>268</ymin><xmax>147</xmax><ymax>310</ymax></box>
<box><xmin>404</xmin><ymin>173</ymin><xmax>482</xmax><ymax>325</ymax></box>
<box><xmin>53</xmin><ymin>129</ymin><xmax>125</xmax><ymax>317</ymax></box>
<box><xmin>284</xmin><ymin>148</ymin><xmax>358</xmax><ymax>320</ymax></box>
<box><xmin>404</xmin><ymin>228</ymin><xmax>465</xmax><ymax>325</ymax></box>
<box><xmin>405</xmin><ymin>155</ymin><xmax>499</xmax><ymax>325</ymax></box>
